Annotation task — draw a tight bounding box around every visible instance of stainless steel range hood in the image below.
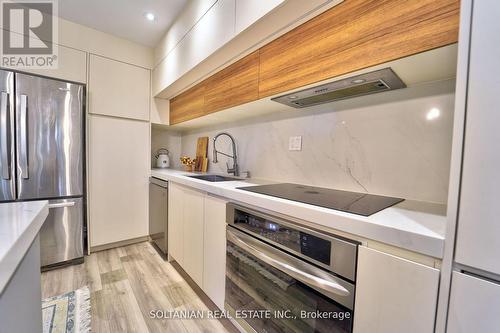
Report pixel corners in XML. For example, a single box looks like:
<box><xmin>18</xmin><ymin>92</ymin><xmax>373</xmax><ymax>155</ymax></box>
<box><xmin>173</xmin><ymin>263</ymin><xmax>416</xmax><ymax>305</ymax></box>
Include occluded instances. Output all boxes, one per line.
<box><xmin>272</xmin><ymin>68</ymin><xmax>406</xmax><ymax>108</ymax></box>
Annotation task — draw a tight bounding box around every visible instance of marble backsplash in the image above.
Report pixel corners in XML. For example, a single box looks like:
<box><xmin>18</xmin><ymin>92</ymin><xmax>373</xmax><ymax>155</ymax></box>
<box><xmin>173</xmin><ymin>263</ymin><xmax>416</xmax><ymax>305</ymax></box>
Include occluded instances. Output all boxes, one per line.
<box><xmin>153</xmin><ymin>79</ymin><xmax>455</xmax><ymax>204</ymax></box>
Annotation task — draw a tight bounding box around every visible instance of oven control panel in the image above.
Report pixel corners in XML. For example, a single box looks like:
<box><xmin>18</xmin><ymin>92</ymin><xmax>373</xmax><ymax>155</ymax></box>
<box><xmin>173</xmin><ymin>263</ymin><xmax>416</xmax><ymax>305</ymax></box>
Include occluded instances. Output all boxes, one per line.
<box><xmin>234</xmin><ymin>209</ymin><xmax>332</xmax><ymax>266</ymax></box>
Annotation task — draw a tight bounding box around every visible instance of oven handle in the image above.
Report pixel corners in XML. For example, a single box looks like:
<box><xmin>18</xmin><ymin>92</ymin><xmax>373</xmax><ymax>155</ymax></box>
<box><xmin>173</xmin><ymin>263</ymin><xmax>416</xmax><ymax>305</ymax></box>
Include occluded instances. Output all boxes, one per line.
<box><xmin>227</xmin><ymin>228</ymin><xmax>351</xmax><ymax>298</ymax></box>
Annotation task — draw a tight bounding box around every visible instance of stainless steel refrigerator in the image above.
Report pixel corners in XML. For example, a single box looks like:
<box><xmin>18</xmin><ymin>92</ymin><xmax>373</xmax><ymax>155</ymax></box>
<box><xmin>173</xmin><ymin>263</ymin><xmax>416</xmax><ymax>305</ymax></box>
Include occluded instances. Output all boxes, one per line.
<box><xmin>0</xmin><ymin>69</ymin><xmax>85</xmax><ymax>268</ymax></box>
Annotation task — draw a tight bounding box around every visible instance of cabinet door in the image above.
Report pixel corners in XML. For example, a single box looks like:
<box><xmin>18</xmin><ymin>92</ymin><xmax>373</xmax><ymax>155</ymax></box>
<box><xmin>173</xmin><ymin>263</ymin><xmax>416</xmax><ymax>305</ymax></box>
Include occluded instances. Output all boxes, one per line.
<box><xmin>169</xmin><ymin>83</ymin><xmax>206</xmax><ymax>125</ymax></box>
<box><xmin>203</xmin><ymin>194</ymin><xmax>228</xmax><ymax>309</ymax></box>
<box><xmin>88</xmin><ymin>115</ymin><xmax>149</xmax><ymax>247</ymax></box>
<box><xmin>447</xmin><ymin>272</ymin><xmax>500</xmax><ymax>333</ymax></box>
<box><xmin>89</xmin><ymin>54</ymin><xmax>150</xmax><ymax>121</ymax></box>
<box><xmin>168</xmin><ymin>182</ymin><xmax>185</xmax><ymax>265</ymax></box>
<box><xmin>21</xmin><ymin>44</ymin><xmax>87</xmax><ymax>83</ymax></box>
<box><xmin>235</xmin><ymin>0</ymin><xmax>284</xmax><ymax>34</ymax></box>
<box><xmin>258</xmin><ymin>0</ymin><xmax>459</xmax><ymax>98</ymax></box>
<box><xmin>182</xmin><ymin>186</ymin><xmax>205</xmax><ymax>287</ymax></box>
<box><xmin>353</xmin><ymin>246</ymin><xmax>439</xmax><ymax>333</ymax></box>
<box><xmin>204</xmin><ymin>51</ymin><xmax>260</xmax><ymax>115</ymax></box>
<box><xmin>160</xmin><ymin>0</ymin><xmax>235</xmax><ymax>90</ymax></box>
<box><xmin>454</xmin><ymin>0</ymin><xmax>500</xmax><ymax>276</ymax></box>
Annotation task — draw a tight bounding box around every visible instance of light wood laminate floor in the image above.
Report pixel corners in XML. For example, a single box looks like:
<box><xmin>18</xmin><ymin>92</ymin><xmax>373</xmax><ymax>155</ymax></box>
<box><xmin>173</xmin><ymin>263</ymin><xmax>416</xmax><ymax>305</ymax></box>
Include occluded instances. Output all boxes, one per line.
<box><xmin>41</xmin><ymin>242</ymin><xmax>235</xmax><ymax>333</ymax></box>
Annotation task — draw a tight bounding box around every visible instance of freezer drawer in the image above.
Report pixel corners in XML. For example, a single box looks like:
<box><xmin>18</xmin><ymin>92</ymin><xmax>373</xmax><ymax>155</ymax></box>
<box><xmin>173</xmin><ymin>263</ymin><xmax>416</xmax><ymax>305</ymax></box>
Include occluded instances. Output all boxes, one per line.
<box><xmin>447</xmin><ymin>271</ymin><xmax>500</xmax><ymax>332</ymax></box>
<box><xmin>40</xmin><ymin>198</ymin><xmax>84</xmax><ymax>267</ymax></box>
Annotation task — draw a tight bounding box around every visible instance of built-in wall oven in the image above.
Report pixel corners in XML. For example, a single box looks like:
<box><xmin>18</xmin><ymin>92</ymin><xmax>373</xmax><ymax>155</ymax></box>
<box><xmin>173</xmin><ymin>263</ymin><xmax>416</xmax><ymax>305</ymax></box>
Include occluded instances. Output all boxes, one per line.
<box><xmin>225</xmin><ymin>203</ymin><xmax>359</xmax><ymax>333</ymax></box>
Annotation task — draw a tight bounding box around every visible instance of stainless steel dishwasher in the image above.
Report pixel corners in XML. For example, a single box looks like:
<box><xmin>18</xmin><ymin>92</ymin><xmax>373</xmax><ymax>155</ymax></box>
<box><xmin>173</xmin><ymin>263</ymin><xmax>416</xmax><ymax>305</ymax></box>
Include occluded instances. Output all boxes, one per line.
<box><xmin>149</xmin><ymin>177</ymin><xmax>168</xmax><ymax>256</ymax></box>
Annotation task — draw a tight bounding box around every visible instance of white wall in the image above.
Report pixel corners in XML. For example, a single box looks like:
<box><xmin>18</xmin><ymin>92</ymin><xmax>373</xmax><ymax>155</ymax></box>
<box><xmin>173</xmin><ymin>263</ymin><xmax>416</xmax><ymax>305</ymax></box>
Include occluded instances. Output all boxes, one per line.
<box><xmin>57</xmin><ymin>18</ymin><xmax>153</xmax><ymax>69</ymax></box>
<box><xmin>151</xmin><ymin>128</ymin><xmax>182</xmax><ymax>169</ymax></box>
<box><xmin>155</xmin><ymin>79</ymin><xmax>455</xmax><ymax>204</ymax></box>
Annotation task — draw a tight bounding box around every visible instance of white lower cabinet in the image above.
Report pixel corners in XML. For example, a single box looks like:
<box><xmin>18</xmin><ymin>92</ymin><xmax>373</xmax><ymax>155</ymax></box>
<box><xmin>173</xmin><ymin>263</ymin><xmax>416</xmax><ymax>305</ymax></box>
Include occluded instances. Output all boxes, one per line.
<box><xmin>203</xmin><ymin>194</ymin><xmax>228</xmax><ymax>310</ymax></box>
<box><xmin>353</xmin><ymin>246</ymin><xmax>439</xmax><ymax>333</ymax></box>
<box><xmin>182</xmin><ymin>186</ymin><xmax>205</xmax><ymax>287</ymax></box>
<box><xmin>168</xmin><ymin>182</ymin><xmax>185</xmax><ymax>265</ymax></box>
<box><xmin>167</xmin><ymin>183</ymin><xmax>227</xmax><ymax>307</ymax></box>
<box><xmin>447</xmin><ymin>271</ymin><xmax>500</xmax><ymax>333</ymax></box>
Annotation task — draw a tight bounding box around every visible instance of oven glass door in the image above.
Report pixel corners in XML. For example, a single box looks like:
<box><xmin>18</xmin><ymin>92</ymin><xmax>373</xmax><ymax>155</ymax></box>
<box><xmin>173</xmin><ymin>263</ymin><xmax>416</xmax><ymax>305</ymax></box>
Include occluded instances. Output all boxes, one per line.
<box><xmin>226</xmin><ymin>227</ymin><xmax>354</xmax><ymax>333</ymax></box>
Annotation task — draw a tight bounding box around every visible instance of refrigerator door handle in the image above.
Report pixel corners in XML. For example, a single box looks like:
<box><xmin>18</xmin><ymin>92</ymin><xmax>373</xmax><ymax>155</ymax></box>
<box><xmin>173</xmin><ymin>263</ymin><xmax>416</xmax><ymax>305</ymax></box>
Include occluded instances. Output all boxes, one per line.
<box><xmin>0</xmin><ymin>91</ymin><xmax>10</xmax><ymax>180</ymax></box>
<box><xmin>48</xmin><ymin>202</ymin><xmax>76</xmax><ymax>209</ymax></box>
<box><xmin>19</xmin><ymin>94</ymin><xmax>29</xmax><ymax>179</ymax></box>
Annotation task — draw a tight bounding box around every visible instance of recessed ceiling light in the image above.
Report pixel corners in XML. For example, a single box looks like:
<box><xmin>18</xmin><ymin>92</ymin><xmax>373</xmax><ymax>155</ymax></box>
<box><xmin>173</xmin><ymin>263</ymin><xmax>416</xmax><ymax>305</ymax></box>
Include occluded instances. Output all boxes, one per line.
<box><xmin>426</xmin><ymin>107</ymin><xmax>441</xmax><ymax>121</ymax></box>
<box><xmin>145</xmin><ymin>12</ymin><xmax>155</xmax><ymax>21</ymax></box>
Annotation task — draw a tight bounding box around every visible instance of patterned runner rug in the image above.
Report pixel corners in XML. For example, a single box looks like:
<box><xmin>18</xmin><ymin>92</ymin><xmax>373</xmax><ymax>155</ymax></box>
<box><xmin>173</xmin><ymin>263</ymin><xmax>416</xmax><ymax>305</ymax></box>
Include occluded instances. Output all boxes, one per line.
<box><xmin>42</xmin><ymin>286</ymin><xmax>91</xmax><ymax>333</ymax></box>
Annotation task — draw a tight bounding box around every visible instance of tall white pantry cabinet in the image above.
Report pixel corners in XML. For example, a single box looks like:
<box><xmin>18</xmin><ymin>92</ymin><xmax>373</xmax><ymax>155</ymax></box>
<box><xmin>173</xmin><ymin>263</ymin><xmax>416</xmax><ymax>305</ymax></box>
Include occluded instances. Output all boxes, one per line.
<box><xmin>88</xmin><ymin>54</ymin><xmax>151</xmax><ymax>248</ymax></box>
<box><xmin>440</xmin><ymin>1</ymin><xmax>500</xmax><ymax>332</ymax></box>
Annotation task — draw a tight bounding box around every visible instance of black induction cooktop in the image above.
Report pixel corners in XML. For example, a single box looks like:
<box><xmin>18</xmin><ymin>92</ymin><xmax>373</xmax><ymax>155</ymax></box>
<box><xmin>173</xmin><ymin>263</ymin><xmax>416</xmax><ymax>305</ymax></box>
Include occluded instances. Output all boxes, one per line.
<box><xmin>238</xmin><ymin>183</ymin><xmax>404</xmax><ymax>216</ymax></box>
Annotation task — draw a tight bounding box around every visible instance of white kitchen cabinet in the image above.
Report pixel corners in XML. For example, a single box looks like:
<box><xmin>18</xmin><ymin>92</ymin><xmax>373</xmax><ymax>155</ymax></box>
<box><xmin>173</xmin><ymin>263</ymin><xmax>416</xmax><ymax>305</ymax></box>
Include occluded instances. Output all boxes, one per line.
<box><xmin>167</xmin><ymin>182</ymin><xmax>205</xmax><ymax>287</ymax></box>
<box><xmin>203</xmin><ymin>194</ymin><xmax>228</xmax><ymax>310</ymax></box>
<box><xmin>168</xmin><ymin>182</ymin><xmax>185</xmax><ymax>265</ymax></box>
<box><xmin>447</xmin><ymin>271</ymin><xmax>500</xmax><ymax>333</ymax></box>
<box><xmin>20</xmin><ymin>44</ymin><xmax>87</xmax><ymax>83</ymax></box>
<box><xmin>0</xmin><ymin>237</ymin><xmax>42</xmax><ymax>333</ymax></box>
<box><xmin>167</xmin><ymin>183</ymin><xmax>227</xmax><ymax>300</ymax></box>
<box><xmin>88</xmin><ymin>115</ymin><xmax>149</xmax><ymax>247</ymax></box>
<box><xmin>353</xmin><ymin>246</ymin><xmax>439</xmax><ymax>333</ymax></box>
<box><xmin>182</xmin><ymin>186</ymin><xmax>205</xmax><ymax>287</ymax></box>
<box><xmin>154</xmin><ymin>0</ymin><xmax>218</xmax><ymax>66</ymax></box>
<box><xmin>89</xmin><ymin>54</ymin><xmax>150</xmax><ymax>121</ymax></box>
<box><xmin>454</xmin><ymin>0</ymin><xmax>500</xmax><ymax>277</ymax></box>
<box><xmin>154</xmin><ymin>0</ymin><xmax>235</xmax><ymax>94</ymax></box>
<box><xmin>235</xmin><ymin>0</ymin><xmax>284</xmax><ymax>34</ymax></box>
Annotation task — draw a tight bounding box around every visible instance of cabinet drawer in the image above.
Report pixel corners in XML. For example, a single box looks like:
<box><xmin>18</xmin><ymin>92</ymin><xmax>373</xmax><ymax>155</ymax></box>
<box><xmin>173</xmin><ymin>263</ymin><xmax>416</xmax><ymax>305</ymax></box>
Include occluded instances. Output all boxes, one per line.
<box><xmin>353</xmin><ymin>246</ymin><xmax>439</xmax><ymax>333</ymax></box>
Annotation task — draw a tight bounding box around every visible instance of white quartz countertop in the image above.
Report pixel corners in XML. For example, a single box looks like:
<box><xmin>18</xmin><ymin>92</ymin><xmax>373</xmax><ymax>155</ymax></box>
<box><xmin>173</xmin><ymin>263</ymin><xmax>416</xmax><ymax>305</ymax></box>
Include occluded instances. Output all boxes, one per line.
<box><xmin>0</xmin><ymin>201</ymin><xmax>48</xmax><ymax>294</ymax></box>
<box><xmin>152</xmin><ymin>168</ymin><xmax>446</xmax><ymax>258</ymax></box>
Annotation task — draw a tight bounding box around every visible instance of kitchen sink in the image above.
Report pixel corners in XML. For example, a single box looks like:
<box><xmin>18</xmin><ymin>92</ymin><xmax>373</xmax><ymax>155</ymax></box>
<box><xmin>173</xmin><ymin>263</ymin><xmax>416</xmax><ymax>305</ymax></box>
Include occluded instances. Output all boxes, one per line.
<box><xmin>188</xmin><ymin>175</ymin><xmax>241</xmax><ymax>182</ymax></box>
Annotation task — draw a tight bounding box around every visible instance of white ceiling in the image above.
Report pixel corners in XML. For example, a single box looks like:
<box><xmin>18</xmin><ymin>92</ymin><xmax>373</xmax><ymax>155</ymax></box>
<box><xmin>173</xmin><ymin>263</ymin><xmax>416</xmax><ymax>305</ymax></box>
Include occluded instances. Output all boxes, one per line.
<box><xmin>57</xmin><ymin>0</ymin><xmax>188</xmax><ymax>47</ymax></box>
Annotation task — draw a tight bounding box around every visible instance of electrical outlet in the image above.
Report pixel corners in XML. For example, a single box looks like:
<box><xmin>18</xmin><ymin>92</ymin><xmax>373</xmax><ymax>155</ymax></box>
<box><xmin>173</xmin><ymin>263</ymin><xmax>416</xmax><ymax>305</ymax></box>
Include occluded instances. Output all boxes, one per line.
<box><xmin>289</xmin><ymin>136</ymin><xmax>302</xmax><ymax>151</ymax></box>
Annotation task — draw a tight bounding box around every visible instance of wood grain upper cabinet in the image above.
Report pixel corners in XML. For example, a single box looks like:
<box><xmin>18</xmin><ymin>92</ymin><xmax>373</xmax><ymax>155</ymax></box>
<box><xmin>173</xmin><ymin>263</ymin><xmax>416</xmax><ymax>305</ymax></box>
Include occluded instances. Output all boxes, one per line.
<box><xmin>258</xmin><ymin>0</ymin><xmax>460</xmax><ymax>97</ymax></box>
<box><xmin>89</xmin><ymin>54</ymin><xmax>150</xmax><ymax>121</ymax></box>
<box><xmin>353</xmin><ymin>246</ymin><xmax>439</xmax><ymax>333</ymax></box>
<box><xmin>167</xmin><ymin>0</ymin><xmax>459</xmax><ymax>125</ymax></box>
<box><xmin>204</xmin><ymin>51</ymin><xmax>260</xmax><ymax>115</ymax></box>
<box><xmin>170</xmin><ymin>83</ymin><xmax>206</xmax><ymax>125</ymax></box>
<box><xmin>170</xmin><ymin>51</ymin><xmax>260</xmax><ymax>124</ymax></box>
